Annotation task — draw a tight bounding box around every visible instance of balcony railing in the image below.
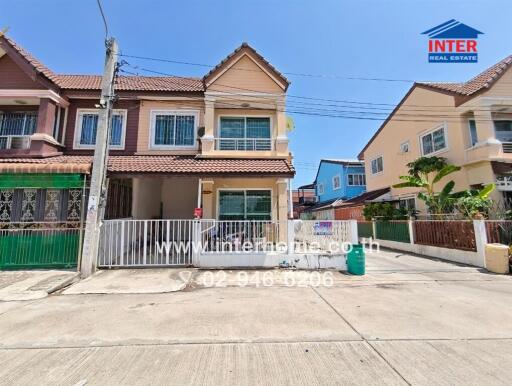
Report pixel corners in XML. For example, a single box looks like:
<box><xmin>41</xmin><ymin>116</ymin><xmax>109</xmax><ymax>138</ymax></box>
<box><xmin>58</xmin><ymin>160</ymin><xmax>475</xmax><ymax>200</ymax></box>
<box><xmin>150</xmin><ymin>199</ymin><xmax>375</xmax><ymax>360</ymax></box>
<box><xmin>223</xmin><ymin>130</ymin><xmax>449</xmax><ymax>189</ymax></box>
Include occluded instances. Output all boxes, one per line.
<box><xmin>496</xmin><ymin>176</ymin><xmax>512</xmax><ymax>191</ymax></box>
<box><xmin>215</xmin><ymin>137</ymin><xmax>273</xmax><ymax>151</ymax></box>
<box><xmin>0</xmin><ymin>112</ymin><xmax>38</xmax><ymax>150</ymax></box>
<box><xmin>502</xmin><ymin>142</ymin><xmax>512</xmax><ymax>153</ymax></box>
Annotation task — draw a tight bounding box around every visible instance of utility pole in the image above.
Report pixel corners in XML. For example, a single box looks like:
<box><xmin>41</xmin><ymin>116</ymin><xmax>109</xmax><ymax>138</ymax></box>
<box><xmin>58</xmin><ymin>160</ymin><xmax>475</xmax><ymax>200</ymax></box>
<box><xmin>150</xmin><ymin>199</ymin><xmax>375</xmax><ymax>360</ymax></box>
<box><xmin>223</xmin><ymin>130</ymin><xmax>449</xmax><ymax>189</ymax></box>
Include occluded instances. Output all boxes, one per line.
<box><xmin>80</xmin><ymin>38</ymin><xmax>118</xmax><ymax>278</ymax></box>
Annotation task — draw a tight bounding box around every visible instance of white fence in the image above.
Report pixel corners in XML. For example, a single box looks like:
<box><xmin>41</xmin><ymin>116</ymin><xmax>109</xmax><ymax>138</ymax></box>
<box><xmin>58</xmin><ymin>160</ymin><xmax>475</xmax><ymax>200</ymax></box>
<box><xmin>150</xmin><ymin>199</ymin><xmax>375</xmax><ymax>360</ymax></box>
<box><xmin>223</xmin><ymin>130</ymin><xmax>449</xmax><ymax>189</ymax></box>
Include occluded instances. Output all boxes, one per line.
<box><xmin>98</xmin><ymin>220</ymin><xmax>195</xmax><ymax>267</ymax></box>
<box><xmin>98</xmin><ymin>219</ymin><xmax>357</xmax><ymax>268</ymax></box>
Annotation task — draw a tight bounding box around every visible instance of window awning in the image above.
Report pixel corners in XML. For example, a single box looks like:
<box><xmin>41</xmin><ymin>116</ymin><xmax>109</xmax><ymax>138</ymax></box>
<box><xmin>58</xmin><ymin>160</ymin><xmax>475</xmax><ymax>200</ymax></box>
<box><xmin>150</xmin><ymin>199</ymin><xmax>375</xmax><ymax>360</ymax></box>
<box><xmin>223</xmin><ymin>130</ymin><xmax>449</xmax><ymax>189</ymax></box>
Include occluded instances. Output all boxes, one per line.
<box><xmin>0</xmin><ymin>173</ymin><xmax>84</xmax><ymax>188</ymax></box>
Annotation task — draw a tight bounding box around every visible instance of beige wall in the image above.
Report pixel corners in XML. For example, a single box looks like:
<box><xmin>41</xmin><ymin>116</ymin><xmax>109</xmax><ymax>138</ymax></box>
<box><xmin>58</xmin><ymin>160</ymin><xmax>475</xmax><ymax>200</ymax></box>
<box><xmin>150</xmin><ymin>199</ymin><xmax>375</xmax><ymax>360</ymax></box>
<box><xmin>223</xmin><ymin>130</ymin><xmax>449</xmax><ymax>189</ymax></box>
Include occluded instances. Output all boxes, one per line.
<box><xmin>161</xmin><ymin>177</ymin><xmax>198</xmax><ymax>219</ymax></box>
<box><xmin>131</xmin><ymin>176</ymin><xmax>289</xmax><ymax>221</ymax></box>
<box><xmin>362</xmin><ymin>66</ymin><xmax>512</xmax><ymax>213</ymax></box>
<box><xmin>136</xmin><ymin>100</ymin><xmax>205</xmax><ymax>154</ymax></box>
<box><xmin>202</xmin><ymin>177</ymin><xmax>288</xmax><ymax>221</ymax></box>
<box><xmin>480</xmin><ymin>65</ymin><xmax>512</xmax><ymax>98</ymax></box>
<box><xmin>131</xmin><ymin>176</ymin><xmax>199</xmax><ymax>219</ymax></box>
<box><xmin>207</xmin><ymin>54</ymin><xmax>284</xmax><ymax>93</ymax></box>
<box><xmin>364</xmin><ymin>86</ymin><xmax>470</xmax><ymax>199</ymax></box>
<box><xmin>132</xmin><ymin>177</ymin><xmax>162</xmax><ymax>219</ymax></box>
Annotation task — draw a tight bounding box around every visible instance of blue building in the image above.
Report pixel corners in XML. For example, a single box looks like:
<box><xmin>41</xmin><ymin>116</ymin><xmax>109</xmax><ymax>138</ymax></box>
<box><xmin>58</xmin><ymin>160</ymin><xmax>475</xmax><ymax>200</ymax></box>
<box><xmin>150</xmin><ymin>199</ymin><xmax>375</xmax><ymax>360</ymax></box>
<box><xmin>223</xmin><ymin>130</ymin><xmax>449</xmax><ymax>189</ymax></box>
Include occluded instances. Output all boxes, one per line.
<box><xmin>300</xmin><ymin>159</ymin><xmax>367</xmax><ymax>220</ymax></box>
<box><xmin>314</xmin><ymin>159</ymin><xmax>366</xmax><ymax>203</ymax></box>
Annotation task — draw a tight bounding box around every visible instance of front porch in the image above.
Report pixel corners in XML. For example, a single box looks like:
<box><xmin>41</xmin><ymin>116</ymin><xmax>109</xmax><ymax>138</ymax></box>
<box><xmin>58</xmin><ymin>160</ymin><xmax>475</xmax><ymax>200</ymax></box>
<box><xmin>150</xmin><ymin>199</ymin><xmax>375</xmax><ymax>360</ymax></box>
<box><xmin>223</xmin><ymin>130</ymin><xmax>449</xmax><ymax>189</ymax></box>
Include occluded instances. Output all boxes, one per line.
<box><xmin>125</xmin><ymin>175</ymin><xmax>290</xmax><ymax>222</ymax></box>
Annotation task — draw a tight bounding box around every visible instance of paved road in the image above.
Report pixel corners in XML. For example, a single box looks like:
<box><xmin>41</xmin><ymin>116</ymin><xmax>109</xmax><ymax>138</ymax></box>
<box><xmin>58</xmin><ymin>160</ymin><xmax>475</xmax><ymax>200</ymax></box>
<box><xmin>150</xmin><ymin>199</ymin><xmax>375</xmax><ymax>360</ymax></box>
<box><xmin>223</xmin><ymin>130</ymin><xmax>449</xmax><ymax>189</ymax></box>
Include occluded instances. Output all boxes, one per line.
<box><xmin>0</xmin><ymin>249</ymin><xmax>511</xmax><ymax>385</ymax></box>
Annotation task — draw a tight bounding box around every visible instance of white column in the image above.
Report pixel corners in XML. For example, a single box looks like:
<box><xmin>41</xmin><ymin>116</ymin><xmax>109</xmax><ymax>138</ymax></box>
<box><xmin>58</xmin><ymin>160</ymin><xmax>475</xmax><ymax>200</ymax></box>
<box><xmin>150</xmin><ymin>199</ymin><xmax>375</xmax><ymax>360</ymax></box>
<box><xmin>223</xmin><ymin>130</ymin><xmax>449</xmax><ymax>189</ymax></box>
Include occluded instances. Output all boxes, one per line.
<box><xmin>473</xmin><ymin>219</ymin><xmax>488</xmax><ymax>268</ymax></box>
<box><xmin>287</xmin><ymin>219</ymin><xmax>295</xmax><ymax>255</ymax></box>
<box><xmin>202</xmin><ymin>96</ymin><xmax>215</xmax><ymax>153</ymax></box>
<box><xmin>349</xmin><ymin>219</ymin><xmax>358</xmax><ymax>244</ymax></box>
<box><xmin>408</xmin><ymin>218</ymin><xmax>415</xmax><ymax>245</ymax></box>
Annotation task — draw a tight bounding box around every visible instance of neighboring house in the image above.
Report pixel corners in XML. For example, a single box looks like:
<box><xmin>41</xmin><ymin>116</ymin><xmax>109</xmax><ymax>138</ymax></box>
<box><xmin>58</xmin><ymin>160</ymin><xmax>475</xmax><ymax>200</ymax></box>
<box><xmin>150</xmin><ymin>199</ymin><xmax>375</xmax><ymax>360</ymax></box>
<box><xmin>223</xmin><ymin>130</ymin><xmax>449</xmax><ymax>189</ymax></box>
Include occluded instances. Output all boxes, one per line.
<box><xmin>359</xmin><ymin>54</ymin><xmax>512</xmax><ymax>214</ymax></box>
<box><xmin>292</xmin><ymin>183</ymin><xmax>316</xmax><ymax>218</ymax></box>
<box><xmin>333</xmin><ymin>187</ymin><xmax>391</xmax><ymax>221</ymax></box>
<box><xmin>0</xmin><ymin>36</ymin><xmax>295</xmax><ymax>267</ymax></box>
<box><xmin>301</xmin><ymin>159</ymin><xmax>366</xmax><ymax>219</ymax></box>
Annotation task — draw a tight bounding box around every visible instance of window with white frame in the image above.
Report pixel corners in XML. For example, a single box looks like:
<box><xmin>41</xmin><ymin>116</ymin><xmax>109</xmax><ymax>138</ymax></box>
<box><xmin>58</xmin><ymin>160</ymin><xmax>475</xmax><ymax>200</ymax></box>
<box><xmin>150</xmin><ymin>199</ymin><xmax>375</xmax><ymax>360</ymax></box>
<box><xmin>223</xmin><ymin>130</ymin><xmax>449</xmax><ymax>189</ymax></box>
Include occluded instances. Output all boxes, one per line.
<box><xmin>420</xmin><ymin>125</ymin><xmax>447</xmax><ymax>155</ymax></box>
<box><xmin>317</xmin><ymin>182</ymin><xmax>325</xmax><ymax>195</ymax></box>
<box><xmin>150</xmin><ymin>110</ymin><xmax>198</xmax><ymax>148</ymax></box>
<box><xmin>370</xmin><ymin>156</ymin><xmax>383</xmax><ymax>175</ymax></box>
<box><xmin>332</xmin><ymin>175</ymin><xmax>341</xmax><ymax>190</ymax></box>
<box><xmin>75</xmin><ymin>109</ymin><xmax>126</xmax><ymax>149</ymax></box>
<box><xmin>400</xmin><ymin>140</ymin><xmax>410</xmax><ymax>153</ymax></box>
<box><xmin>494</xmin><ymin>120</ymin><xmax>512</xmax><ymax>143</ymax></box>
<box><xmin>218</xmin><ymin>116</ymin><xmax>271</xmax><ymax>150</ymax></box>
<box><xmin>468</xmin><ymin>119</ymin><xmax>478</xmax><ymax>147</ymax></box>
<box><xmin>348</xmin><ymin>174</ymin><xmax>366</xmax><ymax>186</ymax></box>
<box><xmin>218</xmin><ymin>190</ymin><xmax>271</xmax><ymax>220</ymax></box>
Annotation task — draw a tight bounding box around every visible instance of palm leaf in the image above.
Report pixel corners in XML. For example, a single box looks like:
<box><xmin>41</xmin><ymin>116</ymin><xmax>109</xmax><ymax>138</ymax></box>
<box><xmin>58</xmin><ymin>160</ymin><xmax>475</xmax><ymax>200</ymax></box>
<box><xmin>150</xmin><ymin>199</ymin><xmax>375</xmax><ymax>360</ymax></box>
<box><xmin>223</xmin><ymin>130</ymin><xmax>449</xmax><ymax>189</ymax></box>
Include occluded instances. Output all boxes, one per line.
<box><xmin>393</xmin><ymin>182</ymin><xmax>422</xmax><ymax>188</ymax></box>
<box><xmin>433</xmin><ymin>165</ymin><xmax>461</xmax><ymax>183</ymax></box>
<box><xmin>439</xmin><ymin>180</ymin><xmax>455</xmax><ymax>197</ymax></box>
<box><xmin>477</xmin><ymin>183</ymin><xmax>495</xmax><ymax>198</ymax></box>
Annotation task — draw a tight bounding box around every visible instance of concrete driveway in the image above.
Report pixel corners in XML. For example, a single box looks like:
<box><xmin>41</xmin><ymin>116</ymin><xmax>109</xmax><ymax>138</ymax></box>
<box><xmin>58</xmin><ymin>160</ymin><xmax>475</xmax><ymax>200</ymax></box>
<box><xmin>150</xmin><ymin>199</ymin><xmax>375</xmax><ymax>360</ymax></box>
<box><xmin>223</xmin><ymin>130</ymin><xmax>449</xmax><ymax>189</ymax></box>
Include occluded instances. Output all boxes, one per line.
<box><xmin>0</xmin><ymin>249</ymin><xmax>511</xmax><ymax>385</ymax></box>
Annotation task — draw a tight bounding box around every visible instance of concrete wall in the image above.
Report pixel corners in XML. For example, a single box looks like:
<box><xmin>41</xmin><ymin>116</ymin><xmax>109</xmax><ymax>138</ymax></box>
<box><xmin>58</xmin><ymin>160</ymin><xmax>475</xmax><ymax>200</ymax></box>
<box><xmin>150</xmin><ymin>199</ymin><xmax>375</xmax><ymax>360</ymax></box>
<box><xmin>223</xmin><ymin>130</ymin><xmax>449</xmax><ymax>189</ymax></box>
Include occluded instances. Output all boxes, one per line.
<box><xmin>197</xmin><ymin>253</ymin><xmax>347</xmax><ymax>270</ymax></box>
<box><xmin>132</xmin><ymin>177</ymin><xmax>162</xmax><ymax>219</ymax></box>
<box><xmin>162</xmin><ymin>177</ymin><xmax>198</xmax><ymax>219</ymax></box>
<box><xmin>201</xmin><ymin>177</ymin><xmax>288</xmax><ymax>221</ymax></box>
<box><xmin>374</xmin><ymin>238</ymin><xmax>483</xmax><ymax>267</ymax></box>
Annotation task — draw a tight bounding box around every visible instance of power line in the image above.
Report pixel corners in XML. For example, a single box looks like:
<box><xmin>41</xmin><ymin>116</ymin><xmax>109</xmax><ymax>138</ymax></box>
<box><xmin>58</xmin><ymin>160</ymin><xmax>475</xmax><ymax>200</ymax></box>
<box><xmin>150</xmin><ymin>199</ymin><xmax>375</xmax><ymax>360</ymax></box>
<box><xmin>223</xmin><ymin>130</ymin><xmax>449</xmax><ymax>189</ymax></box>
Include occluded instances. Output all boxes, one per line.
<box><xmin>122</xmin><ymin>62</ymin><xmax>510</xmax><ymax>115</ymax></box>
<box><xmin>118</xmin><ymin>53</ymin><xmax>414</xmax><ymax>83</ymax></box>
<box><xmin>119</xmin><ymin>68</ymin><xmax>506</xmax><ymax>124</ymax></box>
<box><xmin>96</xmin><ymin>0</ymin><xmax>109</xmax><ymax>39</ymax></box>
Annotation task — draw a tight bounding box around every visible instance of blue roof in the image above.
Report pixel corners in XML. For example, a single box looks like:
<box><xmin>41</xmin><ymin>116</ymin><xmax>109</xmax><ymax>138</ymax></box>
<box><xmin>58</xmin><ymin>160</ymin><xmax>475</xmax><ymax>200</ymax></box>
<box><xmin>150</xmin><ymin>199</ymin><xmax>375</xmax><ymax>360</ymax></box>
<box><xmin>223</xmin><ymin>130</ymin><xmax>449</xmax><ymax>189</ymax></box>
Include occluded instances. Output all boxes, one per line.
<box><xmin>422</xmin><ymin>20</ymin><xmax>483</xmax><ymax>39</ymax></box>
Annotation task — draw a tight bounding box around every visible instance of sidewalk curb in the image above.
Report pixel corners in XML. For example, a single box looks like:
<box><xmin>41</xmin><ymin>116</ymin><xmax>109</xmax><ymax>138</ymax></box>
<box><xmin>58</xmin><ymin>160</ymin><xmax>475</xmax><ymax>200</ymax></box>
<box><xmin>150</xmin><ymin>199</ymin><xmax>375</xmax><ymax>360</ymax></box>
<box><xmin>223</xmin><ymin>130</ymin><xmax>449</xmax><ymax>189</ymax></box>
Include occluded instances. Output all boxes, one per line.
<box><xmin>47</xmin><ymin>273</ymin><xmax>80</xmax><ymax>295</ymax></box>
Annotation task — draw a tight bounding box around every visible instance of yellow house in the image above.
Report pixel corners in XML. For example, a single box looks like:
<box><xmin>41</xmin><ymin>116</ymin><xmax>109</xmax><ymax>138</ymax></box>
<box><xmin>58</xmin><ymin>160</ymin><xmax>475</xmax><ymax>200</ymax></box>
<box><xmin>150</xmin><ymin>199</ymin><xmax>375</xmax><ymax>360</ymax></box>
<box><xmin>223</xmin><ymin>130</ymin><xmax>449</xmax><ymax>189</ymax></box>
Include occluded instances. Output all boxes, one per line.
<box><xmin>128</xmin><ymin>43</ymin><xmax>295</xmax><ymax>222</ymax></box>
<box><xmin>358</xmin><ymin>54</ymin><xmax>512</xmax><ymax>214</ymax></box>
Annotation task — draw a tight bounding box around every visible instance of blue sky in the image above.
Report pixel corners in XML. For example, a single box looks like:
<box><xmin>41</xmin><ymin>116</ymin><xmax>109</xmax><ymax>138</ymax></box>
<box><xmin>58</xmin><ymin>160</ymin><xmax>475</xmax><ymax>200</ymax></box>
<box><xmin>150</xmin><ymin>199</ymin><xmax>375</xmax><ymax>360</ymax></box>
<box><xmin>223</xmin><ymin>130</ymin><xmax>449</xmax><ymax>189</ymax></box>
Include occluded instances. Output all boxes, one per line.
<box><xmin>1</xmin><ymin>0</ymin><xmax>511</xmax><ymax>187</ymax></box>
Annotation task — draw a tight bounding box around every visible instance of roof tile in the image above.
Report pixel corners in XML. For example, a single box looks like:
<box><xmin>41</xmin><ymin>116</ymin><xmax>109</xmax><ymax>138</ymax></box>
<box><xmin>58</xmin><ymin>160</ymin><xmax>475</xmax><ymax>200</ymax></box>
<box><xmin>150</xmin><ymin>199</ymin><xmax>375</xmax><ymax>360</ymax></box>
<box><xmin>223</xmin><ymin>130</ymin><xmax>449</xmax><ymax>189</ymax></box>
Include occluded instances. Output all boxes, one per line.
<box><xmin>0</xmin><ymin>155</ymin><xmax>295</xmax><ymax>176</ymax></box>
<box><xmin>418</xmin><ymin>54</ymin><xmax>512</xmax><ymax>96</ymax></box>
<box><xmin>55</xmin><ymin>75</ymin><xmax>204</xmax><ymax>92</ymax></box>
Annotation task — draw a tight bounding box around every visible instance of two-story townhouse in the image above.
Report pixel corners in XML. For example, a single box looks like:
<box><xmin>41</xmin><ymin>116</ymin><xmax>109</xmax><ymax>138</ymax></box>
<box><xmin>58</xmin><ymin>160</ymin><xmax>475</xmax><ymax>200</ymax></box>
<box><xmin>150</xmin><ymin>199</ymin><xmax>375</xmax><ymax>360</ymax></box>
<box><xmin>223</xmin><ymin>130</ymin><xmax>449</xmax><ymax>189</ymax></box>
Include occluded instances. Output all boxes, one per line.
<box><xmin>358</xmin><ymin>54</ymin><xmax>512</xmax><ymax>214</ymax></box>
<box><xmin>302</xmin><ymin>159</ymin><xmax>366</xmax><ymax>219</ymax></box>
<box><xmin>0</xmin><ymin>37</ymin><xmax>294</xmax><ymax>246</ymax></box>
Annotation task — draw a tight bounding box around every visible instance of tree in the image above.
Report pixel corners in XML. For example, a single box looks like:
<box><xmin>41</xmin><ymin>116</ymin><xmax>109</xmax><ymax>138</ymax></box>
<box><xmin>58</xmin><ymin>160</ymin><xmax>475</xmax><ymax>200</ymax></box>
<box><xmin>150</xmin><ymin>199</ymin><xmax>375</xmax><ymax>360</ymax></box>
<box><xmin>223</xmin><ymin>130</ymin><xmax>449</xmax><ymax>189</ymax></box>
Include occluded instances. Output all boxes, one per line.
<box><xmin>454</xmin><ymin>184</ymin><xmax>495</xmax><ymax>219</ymax></box>
<box><xmin>392</xmin><ymin>156</ymin><xmax>461</xmax><ymax>214</ymax></box>
<box><xmin>362</xmin><ymin>202</ymin><xmax>408</xmax><ymax>221</ymax></box>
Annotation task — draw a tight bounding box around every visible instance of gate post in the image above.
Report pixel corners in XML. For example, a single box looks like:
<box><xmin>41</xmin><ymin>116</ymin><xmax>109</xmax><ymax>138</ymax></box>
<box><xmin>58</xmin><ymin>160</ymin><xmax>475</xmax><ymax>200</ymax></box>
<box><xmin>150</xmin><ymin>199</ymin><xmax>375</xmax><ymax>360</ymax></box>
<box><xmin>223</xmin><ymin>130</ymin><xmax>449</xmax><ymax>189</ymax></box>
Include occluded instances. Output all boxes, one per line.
<box><xmin>287</xmin><ymin>220</ymin><xmax>295</xmax><ymax>254</ymax></box>
<box><xmin>473</xmin><ymin>219</ymin><xmax>487</xmax><ymax>268</ymax></box>
<box><xmin>349</xmin><ymin>219</ymin><xmax>358</xmax><ymax>244</ymax></box>
<box><xmin>192</xmin><ymin>220</ymin><xmax>201</xmax><ymax>266</ymax></box>
<box><xmin>408</xmin><ymin>218</ymin><xmax>415</xmax><ymax>245</ymax></box>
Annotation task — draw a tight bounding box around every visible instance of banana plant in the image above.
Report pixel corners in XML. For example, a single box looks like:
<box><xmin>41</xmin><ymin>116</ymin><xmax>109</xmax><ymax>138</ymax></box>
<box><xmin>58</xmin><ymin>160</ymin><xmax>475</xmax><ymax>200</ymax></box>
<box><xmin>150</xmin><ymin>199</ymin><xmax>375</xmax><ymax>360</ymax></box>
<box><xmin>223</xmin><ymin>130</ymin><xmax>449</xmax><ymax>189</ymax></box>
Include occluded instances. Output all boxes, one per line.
<box><xmin>392</xmin><ymin>157</ymin><xmax>461</xmax><ymax>214</ymax></box>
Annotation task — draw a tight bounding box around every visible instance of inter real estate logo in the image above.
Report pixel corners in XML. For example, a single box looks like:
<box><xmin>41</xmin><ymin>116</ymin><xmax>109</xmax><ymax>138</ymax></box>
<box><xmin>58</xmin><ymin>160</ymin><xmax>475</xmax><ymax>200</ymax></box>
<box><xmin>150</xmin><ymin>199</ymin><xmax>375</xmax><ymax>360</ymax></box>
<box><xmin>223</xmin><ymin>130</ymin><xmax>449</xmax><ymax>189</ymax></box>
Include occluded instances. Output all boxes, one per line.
<box><xmin>421</xmin><ymin>19</ymin><xmax>483</xmax><ymax>63</ymax></box>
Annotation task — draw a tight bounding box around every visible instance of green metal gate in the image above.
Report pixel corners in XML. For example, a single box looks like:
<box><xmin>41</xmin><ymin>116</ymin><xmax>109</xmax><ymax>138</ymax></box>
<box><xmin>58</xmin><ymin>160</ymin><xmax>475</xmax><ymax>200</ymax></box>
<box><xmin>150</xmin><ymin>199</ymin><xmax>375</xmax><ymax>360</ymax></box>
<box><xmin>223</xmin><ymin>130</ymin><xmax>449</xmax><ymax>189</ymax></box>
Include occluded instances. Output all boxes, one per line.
<box><xmin>0</xmin><ymin>173</ymin><xmax>85</xmax><ymax>270</ymax></box>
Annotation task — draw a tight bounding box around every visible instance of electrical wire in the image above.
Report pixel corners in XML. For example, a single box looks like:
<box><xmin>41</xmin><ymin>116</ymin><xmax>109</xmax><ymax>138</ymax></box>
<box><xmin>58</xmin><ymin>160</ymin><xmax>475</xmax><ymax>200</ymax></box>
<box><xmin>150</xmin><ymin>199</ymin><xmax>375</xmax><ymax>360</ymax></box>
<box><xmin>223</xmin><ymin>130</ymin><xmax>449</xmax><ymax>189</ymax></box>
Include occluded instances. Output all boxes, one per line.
<box><xmin>117</xmin><ymin>68</ymin><xmax>508</xmax><ymax>124</ymax></box>
<box><xmin>96</xmin><ymin>0</ymin><xmax>109</xmax><ymax>40</ymax></box>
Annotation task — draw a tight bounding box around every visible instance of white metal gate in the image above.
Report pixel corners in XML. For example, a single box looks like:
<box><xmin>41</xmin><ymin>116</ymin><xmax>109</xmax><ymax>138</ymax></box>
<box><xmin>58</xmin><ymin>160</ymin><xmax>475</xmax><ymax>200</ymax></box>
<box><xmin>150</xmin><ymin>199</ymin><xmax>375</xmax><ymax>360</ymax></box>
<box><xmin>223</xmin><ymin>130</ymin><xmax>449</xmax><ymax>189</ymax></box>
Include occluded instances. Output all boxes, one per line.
<box><xmin>98</xmin><ymin>220</ymin><xmax>195</xmax><ymax>267</ymax></box>
<box><xmin>98</xmin><ymin>219</ymin><xmax>357</xmax><ymax>268</ymax></box>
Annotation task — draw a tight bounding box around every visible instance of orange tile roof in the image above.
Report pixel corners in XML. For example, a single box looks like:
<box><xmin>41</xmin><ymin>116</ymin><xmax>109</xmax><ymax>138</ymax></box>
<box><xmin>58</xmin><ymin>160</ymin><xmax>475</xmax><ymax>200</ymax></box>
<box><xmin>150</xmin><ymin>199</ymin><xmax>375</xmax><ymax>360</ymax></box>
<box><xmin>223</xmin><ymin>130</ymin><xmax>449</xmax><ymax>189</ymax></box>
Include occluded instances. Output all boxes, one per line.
<box><xmin>0</xmin><ymin>155</ymin><xmax>295</xmax><ymax>176</ymax></box>
<box><xmin>2</xmin><ymin>36</ymin><xmax>203</xmax><ymax>92</ymax></box>
<box><xmin>418</xmin><ymin>54</ymin><xmax>512</xmax><ymax>96</ymax></box>
<box><xmin>55</xmin><ymin>75</ymin><xmax>204</xmax><ymax>92</ymax></box>
<box><xmin>2</xmin><ymin>37</ymin><xmax>288</xmax><ymax>93</ymax></box>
